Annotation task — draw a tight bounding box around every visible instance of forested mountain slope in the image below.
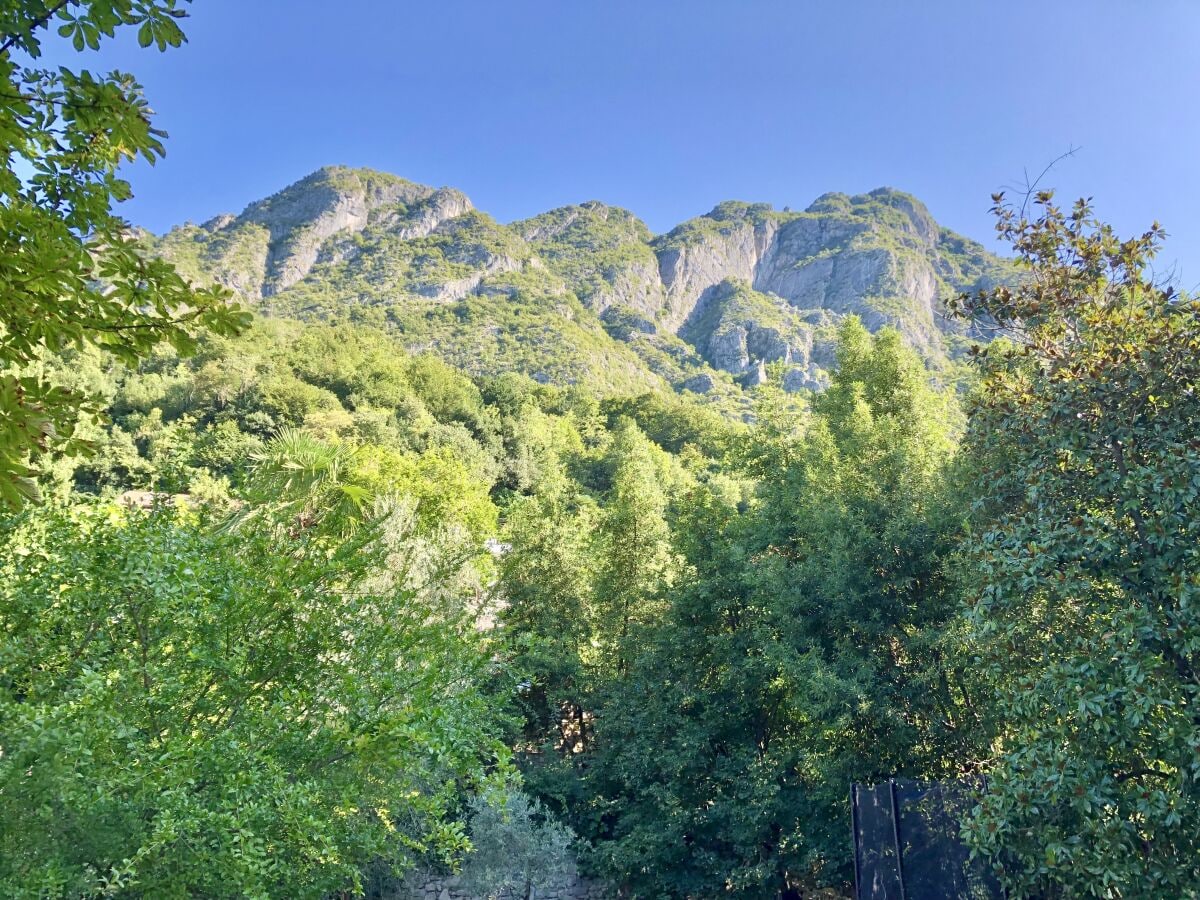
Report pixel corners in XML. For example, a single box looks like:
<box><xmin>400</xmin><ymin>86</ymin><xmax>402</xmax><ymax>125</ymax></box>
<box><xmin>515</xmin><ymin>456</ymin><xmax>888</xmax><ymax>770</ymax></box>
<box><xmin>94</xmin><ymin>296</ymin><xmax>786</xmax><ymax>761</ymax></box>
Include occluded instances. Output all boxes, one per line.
<box><xmin>145</xmin><ymin>166</ymin><xmax>1009</xmax><ymax>400</ymax></box>
<box><xmin>6</xmin><ymin>2</ymin><xmax>1198</xmax><ymax>896</ymax></box>
<box><xmin>14</xmin><ymin>164</ymin><xmax>1012</xmax><ymax>896</ymax></box>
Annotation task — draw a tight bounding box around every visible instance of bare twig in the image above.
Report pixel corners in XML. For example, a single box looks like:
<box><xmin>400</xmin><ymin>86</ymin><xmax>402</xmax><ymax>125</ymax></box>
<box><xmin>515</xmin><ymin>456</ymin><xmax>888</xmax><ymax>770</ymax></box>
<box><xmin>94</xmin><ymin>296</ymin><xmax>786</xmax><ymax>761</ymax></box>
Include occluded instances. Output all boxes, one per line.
<box><xmin>998</xmin><ymin>145</ymin><xmax>1081</xmax><ymax>220</ymax></box>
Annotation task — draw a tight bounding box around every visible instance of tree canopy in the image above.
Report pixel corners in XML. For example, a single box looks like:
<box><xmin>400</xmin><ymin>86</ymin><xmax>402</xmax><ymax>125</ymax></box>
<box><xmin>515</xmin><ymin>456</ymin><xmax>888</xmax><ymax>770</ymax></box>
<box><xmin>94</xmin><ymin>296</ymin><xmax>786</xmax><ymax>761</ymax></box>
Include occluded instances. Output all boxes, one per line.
<box><xmin>0</xmin><ymin>0</ymin><xmax>247</xmax><ymax>506</ymax></box>
<box><xmin>0</xmin><ymin>499</ymin><xmax>503</xmax><ymax>898</ymax></box>
<box><xmin>954</xmin><ymin>192</ymin><xmax>1200</xmax><ymax>897</ymax></box>
<box><xmin>1</xmin><ymin>9</ymin><xmax>1195</xmax><ymax>894</ymax></box>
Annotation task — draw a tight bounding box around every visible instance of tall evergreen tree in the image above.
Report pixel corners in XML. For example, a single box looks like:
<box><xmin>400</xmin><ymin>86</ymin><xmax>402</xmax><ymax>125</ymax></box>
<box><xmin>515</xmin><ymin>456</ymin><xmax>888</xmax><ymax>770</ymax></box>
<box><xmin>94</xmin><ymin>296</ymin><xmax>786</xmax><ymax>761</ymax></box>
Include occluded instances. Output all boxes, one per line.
<box><xmin>592</xmin><ymin>418</ymin><xmax>679</xmax><ymax>677</ymax></box>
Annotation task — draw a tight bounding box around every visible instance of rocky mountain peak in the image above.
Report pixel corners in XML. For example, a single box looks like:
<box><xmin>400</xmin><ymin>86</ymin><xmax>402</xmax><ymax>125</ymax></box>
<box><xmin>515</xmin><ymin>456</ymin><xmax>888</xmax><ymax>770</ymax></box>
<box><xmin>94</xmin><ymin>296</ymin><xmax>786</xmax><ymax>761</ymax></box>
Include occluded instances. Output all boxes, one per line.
<box><xmin>514</xmin><ymin>201</ymin><xmax>650</xmax><ymax>244</ymax></box>
<box><xmin>861</xmin><ymin>187</ymin><xmax>939</xmax><ymax>246</ymax></box>
<box><xmin>242</xmin><ymin>166</ymin><xmax>439</xmax><ymax>233</ymax></box>
<box><xmin>805</xmin><ymin>192</ymin><xmax>852</xmax><ymax>215</ymax></box>
<box><xmin>152</xmin><ymin>167</ymin><xmax>476</xmax><ymax>300</ymax></box>
<box><xmin>703</xmin><ymin>200</ymin><xmax>779</xmax><ymax>223</ymax></box>
<box><xmin>148</xmin><ymin>167</ymin><xmax>1010</xmax><ymax>401</ymax></box>
<box><xmin>239</xmin><ymin>167</ymin><xmax>465</xmax><ymax>295</ymax></box>
<box><xmin>514</xmin><ymin>201</ymin><xmax>662</xmax><ymax>319</ymax></box>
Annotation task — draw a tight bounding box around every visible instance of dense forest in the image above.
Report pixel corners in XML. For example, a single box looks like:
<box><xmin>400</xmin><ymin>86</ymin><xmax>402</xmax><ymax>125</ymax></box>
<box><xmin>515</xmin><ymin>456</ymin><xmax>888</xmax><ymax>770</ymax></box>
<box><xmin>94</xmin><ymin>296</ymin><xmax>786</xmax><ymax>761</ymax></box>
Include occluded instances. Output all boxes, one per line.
<box><xmin>2</xmin><ymin>3</ymin><xmax>1199</xmax><ymax>899</ymax></box>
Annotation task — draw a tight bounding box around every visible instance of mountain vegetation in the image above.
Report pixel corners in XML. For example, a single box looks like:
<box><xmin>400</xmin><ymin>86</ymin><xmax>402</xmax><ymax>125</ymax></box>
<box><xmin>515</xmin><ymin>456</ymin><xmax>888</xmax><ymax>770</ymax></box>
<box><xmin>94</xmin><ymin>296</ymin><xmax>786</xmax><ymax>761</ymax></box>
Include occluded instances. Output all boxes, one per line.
<box><xmin>141</xmin><ymin>163</ymin><xmax>1010</xmax><ymax>410</ymax></box>
<box><xmin>1</xmin><ymin>4</ymin><xmax>1198</xmax><ymax>900</ymax></box>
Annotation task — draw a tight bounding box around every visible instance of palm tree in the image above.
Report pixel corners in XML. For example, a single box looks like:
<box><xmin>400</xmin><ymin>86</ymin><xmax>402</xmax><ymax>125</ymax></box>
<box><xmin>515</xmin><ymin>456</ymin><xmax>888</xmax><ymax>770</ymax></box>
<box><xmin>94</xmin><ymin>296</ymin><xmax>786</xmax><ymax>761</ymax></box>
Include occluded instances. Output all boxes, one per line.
<box><xmin>226</xmin><ymin>427</ymin><xmax>373</xmax><ymax>535</ymax></box>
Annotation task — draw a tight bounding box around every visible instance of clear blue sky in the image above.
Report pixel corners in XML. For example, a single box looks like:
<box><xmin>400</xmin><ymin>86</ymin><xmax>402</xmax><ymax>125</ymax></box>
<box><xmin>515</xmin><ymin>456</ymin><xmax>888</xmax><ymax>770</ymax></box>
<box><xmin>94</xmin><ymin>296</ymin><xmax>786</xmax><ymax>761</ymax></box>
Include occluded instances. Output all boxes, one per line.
<box><xmin>56</xmin><ymin>0</ymin><xmax>1200</xmax><ymax>284</ymax></box>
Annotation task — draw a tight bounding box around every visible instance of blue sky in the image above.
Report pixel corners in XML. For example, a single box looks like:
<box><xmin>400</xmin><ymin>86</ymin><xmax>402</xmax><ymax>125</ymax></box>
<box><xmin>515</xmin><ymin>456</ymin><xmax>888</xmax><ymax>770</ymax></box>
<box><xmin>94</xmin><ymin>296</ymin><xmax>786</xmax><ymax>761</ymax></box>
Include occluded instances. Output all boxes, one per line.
<box><xmin>52</xmin><ymin>0</ymin><xmax>1200</xmax><ymax>284</ymax></box>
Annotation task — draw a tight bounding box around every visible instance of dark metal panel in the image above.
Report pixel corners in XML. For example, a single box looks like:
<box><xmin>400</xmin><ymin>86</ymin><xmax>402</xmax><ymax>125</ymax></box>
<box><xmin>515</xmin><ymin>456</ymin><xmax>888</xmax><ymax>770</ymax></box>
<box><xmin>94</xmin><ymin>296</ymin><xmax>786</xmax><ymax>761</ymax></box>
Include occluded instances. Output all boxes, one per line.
<box><xmin>852</xmin><ymin>782</ymin><xmax>904</xmax><ymax>900</ymax></box>
<box><xmin>852</xmin><ymin>779</ymin><xmax>1003</xmax><ymax>900</ymax></box>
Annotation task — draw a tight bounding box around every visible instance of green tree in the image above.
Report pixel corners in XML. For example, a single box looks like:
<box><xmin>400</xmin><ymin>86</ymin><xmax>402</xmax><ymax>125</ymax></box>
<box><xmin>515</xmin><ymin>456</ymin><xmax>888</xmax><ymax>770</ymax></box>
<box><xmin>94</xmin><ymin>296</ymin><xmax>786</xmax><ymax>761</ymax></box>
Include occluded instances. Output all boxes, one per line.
<box><xmin>458</xmin><ymin>787</ymin><xmax>578</xmax><ymax>900</ymax></box>
<box><xmin>236</xmin><ymin>428</ymin><xmax>500</xmax><ymax>543</ymax></box>
<box><xmin>235</xmin><ymin>426</ymin><xmax>373</xmax><ymax>534</ymax></box>
<box><xmin>353</xmin><ymin>443</ymin><xmax>499</xmax><ymax>542</ymax></box>
<box><xmin>499</xmin><ymin>419</ymin><xmax>682</xmax><ymax>847</ymax></box>
<box><xmin>500</xmin><ymin>471</ymin><xmax>598</xmax><ymax>760</ymax></box>
<box><xmin>580</xmin><ymin>485</ymin><xmax>777</xmax><ymax>897</ymax></box>
<box><xmin>954</xmin><ymin>193</ymin><xmax>1200</xmax><ymax>897</ymax></box>
<box><xmin>0</xmin><ymin>498</ymin><xmax>503</xmax><ymax>898</ymax></box>
<box><xmin>0</xmin><ymin>1</ymin><xmax>248</xmax><ymax>506</ymax></box>
<box><xmin>746</xmin><ymin>320</ymin><xmax>979</xmax><ymax>887</ymax></box>
<box><xmin>582</xmin><ymin>321</ymin><xmax>979</xmax><ymax>896</ymax></box>
<box><xmin>591</xmin><ymin>418</ymin><xmax>679</xmax><ymax>676</ymax></box>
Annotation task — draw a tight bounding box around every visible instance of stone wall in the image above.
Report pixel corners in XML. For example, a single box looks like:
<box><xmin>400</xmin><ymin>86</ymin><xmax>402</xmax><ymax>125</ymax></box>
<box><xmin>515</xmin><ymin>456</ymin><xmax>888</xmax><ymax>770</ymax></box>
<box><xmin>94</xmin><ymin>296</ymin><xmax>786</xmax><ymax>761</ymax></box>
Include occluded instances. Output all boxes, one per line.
<box><xmin>402</xmin><ymin>873</ymin><xmax>611</xmax><ymax>900</ymax></box>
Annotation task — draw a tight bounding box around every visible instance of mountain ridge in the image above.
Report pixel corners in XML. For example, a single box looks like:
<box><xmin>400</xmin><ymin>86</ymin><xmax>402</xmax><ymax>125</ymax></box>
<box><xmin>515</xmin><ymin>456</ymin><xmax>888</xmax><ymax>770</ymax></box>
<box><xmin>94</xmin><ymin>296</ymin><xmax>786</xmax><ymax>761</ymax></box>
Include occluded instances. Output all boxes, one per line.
<box><xmin>146</xmin><ymin>166</ymin><xmax>1009</xmax><ymax>402</ymax></box>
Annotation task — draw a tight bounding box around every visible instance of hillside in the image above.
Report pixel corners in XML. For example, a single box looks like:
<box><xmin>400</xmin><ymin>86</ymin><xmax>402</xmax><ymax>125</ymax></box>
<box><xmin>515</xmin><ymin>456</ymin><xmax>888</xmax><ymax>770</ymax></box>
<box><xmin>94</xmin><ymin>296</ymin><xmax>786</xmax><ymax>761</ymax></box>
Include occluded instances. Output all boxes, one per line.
<box><xmin>145</xmin><ymin>166</ymin><xmax>1010</xmax><ymax>398</ymax></box>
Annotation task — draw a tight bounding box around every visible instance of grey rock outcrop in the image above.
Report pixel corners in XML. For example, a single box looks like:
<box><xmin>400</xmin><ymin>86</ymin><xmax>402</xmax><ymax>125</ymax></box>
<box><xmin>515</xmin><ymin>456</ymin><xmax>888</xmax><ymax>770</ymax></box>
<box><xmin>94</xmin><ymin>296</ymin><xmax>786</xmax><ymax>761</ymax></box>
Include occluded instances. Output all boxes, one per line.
<box><xmin>682</xmin><ymin>373</ymin><xmax>716</xmax><ymax>394</ymax></box>
<box><xmin>706</xmin><ymin>322</ymin><xmax>802</xmax><ymax>374</ymax></box>
<box><xmin>150</xmin><ymin>168</ymin><xmax>1013</xmax><ymax>397</ymax></box>
<box><xmin>169</xmin><ymin>167</ymin><xmax>476</xmax><ymax>301</ymax></box>
<box><xmin>707</xmin><ymin>325</ymin><xmax>751</xmax><ymax>373</ymax></box>
<box><xmin>681</xmin><ymin>280</ymin><xmax>814</xmax><ymax>376</ymax></box>
<box><xmin>202</xmin><ymin>212</ymin><xmax>236</xmax><ymax>231</ymax></box>
<box><xmin>601</xmin><ymin>306</ymin><xmax>657</xmax><ymax>337</ymax></box>
<box><xmin>654</xmin><ymin>202</ymin><xmax>781</xmax><ymax>333</ymax></box>
<box><xmin>588</xmin><ymin>255</ymin><xmax>665</xmax><ymax>319</ymax></box>
<box><xmin>414</xmin><ymin>255</ymin><xmax>525</xmax><ymax>303</ymax></box>
<box><xmin>743</xmin><ymin>359</ymin><xmax>769</xmax><ymax>388</ymax></box>
<box><xmin>388</xmin><ymin>187</ymin><xmax>473</xmax><ymax>241</ymax></box>
<box><xmin>783</xmin><ymin>365</ymin><xmax>828</xmax><ymax>393</ymax></box>
<box><xmin>745</xmin><ymin>324</ymin><xmax>796</xmax><ymax>366</ymax></box>
<box><xmin>650</xmin><ymin>188</ymin><xmax>1009</xmax><ymax>368</ymax></box>
<box><xmin>244</xmin><ymin>167</ymin><xmax>448</xmax><ymax>295</ymax></box>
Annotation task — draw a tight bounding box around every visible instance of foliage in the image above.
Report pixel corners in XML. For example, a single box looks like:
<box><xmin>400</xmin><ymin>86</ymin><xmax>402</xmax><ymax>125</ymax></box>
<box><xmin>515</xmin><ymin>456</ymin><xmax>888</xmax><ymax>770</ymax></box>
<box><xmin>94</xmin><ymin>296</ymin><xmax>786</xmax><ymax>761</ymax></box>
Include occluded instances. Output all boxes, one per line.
<box><xmin>235</xmin><ymin>425</ymin><xmax>373</xmax><ymax>533</ymax></box>
<box><xmin>601</xmin><ymin>382</ymin><xmax>743</xmax><ymax>459</ymax></box>
<box><xmin>500</xmin><ymin>474</ymin><xmax>597</xmax><ymax>758</ymax></box>
<box><xmin>678</xmin><ymin>278</ymin><xmax>818</xmax><ymax>377</ymax></box>
<box><xmin>0</xmin><ymin>0</ymin><xmax>248</xmax><ymax>505</ymax></box>
<box><xmin>565</xmin><ymin>319</ymin><xmax>980</xmax><ymax>896</ymax></box>
<box><xmin>3</xmin><ymin>7</ymin><xmax>1135</xmax><ymax>898</ymax></box>
<box><xmin>0</xmin><ymin>498</ymin><xmax>503</xmax><ymax>898</ymax></box>
<box><xmin>496</xmin><ymin>418</ymin><xmax>689</xmax><ymax>864</ymax></box>
<box><xmin>458</xmin><ymin>787</ymin><xmax>578</xmax><ymax>900</ymax></box>
<box><xmin>953</xmin><ymin>192</ymin><xmax>1200</xmax><ymax>897</ymax></box>
<box><xmin>9</xmin><ymin>30</ymin><xmax>1181</xmax><ymax>889</ymax></box>
<box><xmin>590</xmin><ymin>419</ymin><xmax>681</xmax><ymax>676</ymax></box>
<box><xmin>512</xmin><ymin>201</ymin><xmax>659</xmax><ymax>313</ymax></box>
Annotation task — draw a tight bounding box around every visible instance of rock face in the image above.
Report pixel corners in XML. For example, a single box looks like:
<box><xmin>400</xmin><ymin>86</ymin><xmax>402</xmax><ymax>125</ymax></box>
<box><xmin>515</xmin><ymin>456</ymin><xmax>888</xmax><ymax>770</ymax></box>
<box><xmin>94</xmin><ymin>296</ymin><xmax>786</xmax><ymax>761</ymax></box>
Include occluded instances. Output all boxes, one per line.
<box><xmin>149</xmin><ymin>167</ymin><xmax>1010</xmax><ymax>397</ymax></box>
<box><xmin>654</xmin><ymin>202</ymin><xmax>782</xmax><ymax>332</ymax></box>
<box><xmin>654</xmin><ymin>188</ymin><xmax>1004</xmax><ymax>368</ymax></box>
<box><xmin>743</xmin><ymin>359</ymin><xmax>769</xmax><ymax>387</ymax></box>
<box><xmin>245</xmin><ymin>168</ymin><xmax>441</xmax><ymax>295</ymax></box>
<box><xmin>152</xmin><ymin>167</ymin><xmax>474</xmax><ymax>301</ymax></box>
<box><xmin>783</xmin><ymin>365</ymin><xmax>828</xmax><ymax>393</ymax></box>
<box><xmin>681</xmin><ymin>373</ymin><xmax>717</xmax><ymax>394</ymax></box>
<box><xmin>679</xmin><ymin>279</ymin><xmax>821</xmax><ymax>377</ymax></box>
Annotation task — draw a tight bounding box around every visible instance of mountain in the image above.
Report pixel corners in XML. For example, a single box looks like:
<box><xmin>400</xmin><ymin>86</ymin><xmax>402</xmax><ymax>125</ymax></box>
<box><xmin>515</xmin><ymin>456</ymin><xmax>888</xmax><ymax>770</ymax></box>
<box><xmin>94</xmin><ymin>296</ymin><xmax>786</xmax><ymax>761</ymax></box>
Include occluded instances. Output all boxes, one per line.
<box><xmin>145</xmin><ymin>166</ymin><xmax>1009</xmax><ymax>400</ymax></box>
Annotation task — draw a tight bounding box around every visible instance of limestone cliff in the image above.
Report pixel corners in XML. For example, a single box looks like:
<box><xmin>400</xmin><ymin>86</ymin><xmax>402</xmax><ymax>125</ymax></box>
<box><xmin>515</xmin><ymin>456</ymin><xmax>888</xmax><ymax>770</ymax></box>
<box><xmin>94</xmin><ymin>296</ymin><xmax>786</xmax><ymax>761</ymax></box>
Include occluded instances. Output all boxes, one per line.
<box><xmin>150</xmin><ymin>167</ymin><xmax>473</xmax><ymax>301</ymax></box>
<box><xmin>150</xmin><ymin>167</ymin><xmax>1009</xmax><ymax>401</ymax></box>
<box><xmin>655</xmin><ymin>188</ymin><xmax>1007</xmax><ymax>368</ymax></box>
